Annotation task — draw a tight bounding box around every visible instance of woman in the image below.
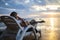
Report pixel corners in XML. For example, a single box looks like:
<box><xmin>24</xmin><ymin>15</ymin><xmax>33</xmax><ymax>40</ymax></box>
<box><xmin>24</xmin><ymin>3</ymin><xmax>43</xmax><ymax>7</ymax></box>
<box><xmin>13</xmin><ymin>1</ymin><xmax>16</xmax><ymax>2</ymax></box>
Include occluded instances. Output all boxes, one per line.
<box><xmin>10</xmin><ymin>12</ymin><xmax>40</xmax><ymax>33</ymax></box>
<box><xmin>10</xmin><ymin>11</ymin><xmax>29</xmax><ymax>27</ymax></box>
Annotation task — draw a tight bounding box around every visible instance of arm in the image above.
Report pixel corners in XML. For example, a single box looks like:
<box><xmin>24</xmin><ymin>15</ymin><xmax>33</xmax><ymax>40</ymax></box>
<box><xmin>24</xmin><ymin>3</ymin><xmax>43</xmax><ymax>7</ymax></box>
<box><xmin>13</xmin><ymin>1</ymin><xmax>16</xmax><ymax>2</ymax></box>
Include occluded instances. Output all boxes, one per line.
<box><xmin>18</xmin><ymin>16</ymin><xmax>29</xmax><ymax>27</ymax></box>
<box><xmin>36</xmin><ymin>20</ymin><xmax>45</xmax><ymax>23</ymax></box>
<box><xmin>30</xmin><ymin>20</ymin><xmax>45</xmax><ymax>25</ymax></box>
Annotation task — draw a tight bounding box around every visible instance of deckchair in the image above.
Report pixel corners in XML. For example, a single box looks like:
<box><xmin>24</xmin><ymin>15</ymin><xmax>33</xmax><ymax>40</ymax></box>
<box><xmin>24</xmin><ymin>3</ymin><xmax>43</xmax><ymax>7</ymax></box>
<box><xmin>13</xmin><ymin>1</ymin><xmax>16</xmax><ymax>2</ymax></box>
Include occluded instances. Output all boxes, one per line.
<box><xmin>30</xmin><ymin>19</ymin><xmax>45</xmax><ymax>36</ymax></box>
<box><xmin>0</xmin><ymin>16</ymin><xmax>38</xmax><ymax>40</ymax></box>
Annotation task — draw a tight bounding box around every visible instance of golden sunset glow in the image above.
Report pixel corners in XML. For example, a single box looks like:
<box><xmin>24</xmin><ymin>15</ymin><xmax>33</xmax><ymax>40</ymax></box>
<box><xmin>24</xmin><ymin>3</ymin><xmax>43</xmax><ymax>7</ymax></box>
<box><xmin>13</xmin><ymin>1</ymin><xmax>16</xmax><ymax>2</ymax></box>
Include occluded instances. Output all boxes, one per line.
<box><xmin>50</xmin><ymin>18</ymin><xmax>54</xmax><ymax>30</ymax></box>
<box><xmin>48</xmin><ymin>31</ymin><xmax>57</xmax><ymax>40</ymax></box>
<box><xmin>0</xmin><ymin>0</ymin><xmax>60</xmax><ymax>40</ymax></box>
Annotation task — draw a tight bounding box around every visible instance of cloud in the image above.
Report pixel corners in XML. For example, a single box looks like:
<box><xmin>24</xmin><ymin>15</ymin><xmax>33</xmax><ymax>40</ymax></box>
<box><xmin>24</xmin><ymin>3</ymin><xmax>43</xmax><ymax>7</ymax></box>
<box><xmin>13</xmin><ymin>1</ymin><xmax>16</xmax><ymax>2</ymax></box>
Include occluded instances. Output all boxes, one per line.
<box><xmin>13</xmin><ymin>0</ymin><xmax>30</xmax><ymax>5</ymax></box>
<box><xmin>0</xmin><ymin>0</ymin><xmax>60</xmax><ymax>16</ymax></box>
<box><xmin>0</xmin><ymin>7</ymin><xmax>16</xmax><ymax>11</ymax></box>
<box><xmin>27</xmin><ymin>13</ymin><xmax>45</xmax><ymax>18</ymax></box>
<box><xmin>24</xmin><ymin>0</ymin><xmax>30</xmax><ymax>4</ymax></box>
<box><xmin>27</xmin><ymin>14</ymin><xmax>40</xmax><ymax>18</ymax></box>
<box><xmin>29</xmin><ymin>4</ymin><xmax>60</xmax><ymax>12</ymax></box>
<box><xmin>29</xmin><ymin>5</ymin><xmax>47</xmax><ymax>12</ymax></box>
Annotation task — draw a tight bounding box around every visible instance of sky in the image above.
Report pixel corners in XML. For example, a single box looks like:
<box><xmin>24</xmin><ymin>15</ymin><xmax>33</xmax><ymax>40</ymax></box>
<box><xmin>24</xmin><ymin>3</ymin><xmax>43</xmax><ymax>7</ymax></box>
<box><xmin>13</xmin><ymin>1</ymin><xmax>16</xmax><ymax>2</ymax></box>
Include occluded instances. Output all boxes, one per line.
<box><xmin>0</xmin><ymin>0</ymin><xmax>60</xmax><ymax>18</ymax></box>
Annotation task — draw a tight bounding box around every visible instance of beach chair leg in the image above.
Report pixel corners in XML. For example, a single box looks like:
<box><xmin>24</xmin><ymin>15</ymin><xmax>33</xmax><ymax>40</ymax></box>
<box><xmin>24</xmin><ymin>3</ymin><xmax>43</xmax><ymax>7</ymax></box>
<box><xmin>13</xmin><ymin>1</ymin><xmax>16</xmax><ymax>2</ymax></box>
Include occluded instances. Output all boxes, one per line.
<box><xmin>33</xmin><ymin>29</ymin><xmax>38</xmax><ymax>40</ymax></box>
<box><xmin>21</xmin><ymin>29</ymin><xmax>38</xmax><ymax>40</ymax></box>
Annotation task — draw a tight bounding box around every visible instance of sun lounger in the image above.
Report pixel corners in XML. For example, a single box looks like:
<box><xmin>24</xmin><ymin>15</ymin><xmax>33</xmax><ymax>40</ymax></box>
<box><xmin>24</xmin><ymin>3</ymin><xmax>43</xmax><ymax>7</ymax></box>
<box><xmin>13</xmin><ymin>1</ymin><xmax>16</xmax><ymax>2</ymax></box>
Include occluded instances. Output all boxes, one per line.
<box><xmin>0</xmin><ymin>16</ymin><xmax>38</xmax><ymax>40</ymax></box>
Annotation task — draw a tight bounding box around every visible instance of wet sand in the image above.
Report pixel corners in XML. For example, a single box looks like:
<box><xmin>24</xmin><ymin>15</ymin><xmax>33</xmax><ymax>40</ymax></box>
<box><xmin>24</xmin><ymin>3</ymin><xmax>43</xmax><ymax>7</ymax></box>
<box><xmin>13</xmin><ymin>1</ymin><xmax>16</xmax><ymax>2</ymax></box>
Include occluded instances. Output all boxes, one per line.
<box><xmin>23</xmin><ymin>29</ymin><xmax>60</xmax><ymax>40</ymax></box>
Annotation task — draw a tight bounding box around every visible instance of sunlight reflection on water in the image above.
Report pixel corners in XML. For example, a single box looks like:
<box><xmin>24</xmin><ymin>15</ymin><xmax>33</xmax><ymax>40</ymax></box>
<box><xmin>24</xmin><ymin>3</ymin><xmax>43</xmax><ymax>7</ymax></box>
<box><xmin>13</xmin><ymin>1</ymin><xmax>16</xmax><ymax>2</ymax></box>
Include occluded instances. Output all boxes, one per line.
<box><xmin>37</xmin><ymin>18</ymin><xmax>60</xmax><ymax>31</ymax></box>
